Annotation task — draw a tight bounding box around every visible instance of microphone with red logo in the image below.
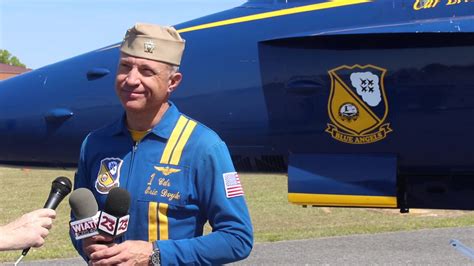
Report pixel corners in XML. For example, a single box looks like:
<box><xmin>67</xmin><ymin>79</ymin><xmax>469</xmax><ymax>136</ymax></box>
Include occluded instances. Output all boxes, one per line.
<box><xmin>69</xmin><ymin>188</ymin><xmax>100</xmax><ymax>240</ymax></box>
<box><xmin>97</xmin><ymin>187</ymin><xmax>131</xmax><ymax>238</ymax></box>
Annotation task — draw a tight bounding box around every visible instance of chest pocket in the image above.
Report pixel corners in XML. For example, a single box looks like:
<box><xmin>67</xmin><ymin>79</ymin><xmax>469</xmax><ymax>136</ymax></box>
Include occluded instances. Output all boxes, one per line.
<box><xmin>137</xmin><ymin>115</ymin><xmax>197</xmax><ymax>205</ymax></box>
<box><xmin>135</xmin><ymin>115</ymin><xmax>198</xmax><ymax>241</ymax></box>
<box><xmin>136</xmin><ymin>165</ymin><xmax>194</xmax><ymax>241</ymax></box>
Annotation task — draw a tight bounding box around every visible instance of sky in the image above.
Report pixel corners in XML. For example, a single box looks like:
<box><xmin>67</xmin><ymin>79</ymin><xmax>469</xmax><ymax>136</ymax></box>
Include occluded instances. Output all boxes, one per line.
<box><xmin>0</xmin><ymin>0</ymin><xmax>244</xmax><ymax>69</ymax></box>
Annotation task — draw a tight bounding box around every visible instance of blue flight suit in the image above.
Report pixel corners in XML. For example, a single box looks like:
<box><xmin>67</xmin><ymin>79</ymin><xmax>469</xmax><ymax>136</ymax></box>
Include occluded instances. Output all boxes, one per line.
<box><xmin>70</xmin><ymin>103</ymin><xmax>253</xmax><ymax>265</ymax></box>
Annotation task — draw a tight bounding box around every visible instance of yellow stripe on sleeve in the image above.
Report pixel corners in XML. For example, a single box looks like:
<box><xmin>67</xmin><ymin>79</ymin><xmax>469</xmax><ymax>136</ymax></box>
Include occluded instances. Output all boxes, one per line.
<box><xmin>148</xmin><ymin>202</ymin><xmax>158</xmax><ymax>242</ymax></box>
<box><xmin>169</xmin><ymin>120</ymin><xmax>197</xmax><ymax>165</ymax></box>
<box><xmin>160</xmin><ymin>116</ymin><xmax>188</xmax><ymax>164</ymax></box>
<box><xmin>158</xmin><ymin>203</ymin><xmax>169</xmax><ymax>240</ymax></box>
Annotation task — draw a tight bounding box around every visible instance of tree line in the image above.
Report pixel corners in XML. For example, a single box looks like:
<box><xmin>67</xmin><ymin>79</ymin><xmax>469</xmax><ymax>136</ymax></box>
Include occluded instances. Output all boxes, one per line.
<box><xmin>0</xmin><ymin>49</ymin><xmax>26</xmax><ymax>68</ymax></box>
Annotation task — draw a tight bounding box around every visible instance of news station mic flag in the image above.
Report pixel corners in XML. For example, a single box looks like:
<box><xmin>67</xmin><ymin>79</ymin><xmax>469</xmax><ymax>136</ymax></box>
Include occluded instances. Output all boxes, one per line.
<box><xmin>69</xmin><ymin>188</ymin><xmax>100</xmax><ymax>240</ymax></box>
<box><xmin>97</xmin><ymin>187</ymin><xmax>131</xmax><ymax>237</ymax></box>
<box><xmin>69</xmin><ymin>187</ymin><xmax>131</xmax><ymax>240</ymax></box>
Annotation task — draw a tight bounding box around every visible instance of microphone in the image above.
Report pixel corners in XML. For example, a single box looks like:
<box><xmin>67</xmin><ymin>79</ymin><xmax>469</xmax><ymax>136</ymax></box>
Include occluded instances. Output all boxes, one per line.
<box><xmin>44</xmin><ymin>176</ymin><xmax>73</xmax><ymax>209</ymax></box>
<box><xmin>69</xmin><ymin>188</ymin><xmax>100</xmax><ymax>240</ymax></box>
<box><xmin>16</xmin><ymin>176</ymin><xmax>72</xmax><ymax>265</ymax></box>
<box><xmin>98</xmin><ymin>187</ymin><xmax>131</xmax><ymax>237</ymax></box>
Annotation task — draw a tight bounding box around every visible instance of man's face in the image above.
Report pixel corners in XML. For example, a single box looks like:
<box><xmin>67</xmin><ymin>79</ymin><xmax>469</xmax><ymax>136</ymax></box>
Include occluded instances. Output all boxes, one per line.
<box><xmin>115</xmin><ymin>54</ymin><xmax>179</xmax><ymax>113</ymax></box>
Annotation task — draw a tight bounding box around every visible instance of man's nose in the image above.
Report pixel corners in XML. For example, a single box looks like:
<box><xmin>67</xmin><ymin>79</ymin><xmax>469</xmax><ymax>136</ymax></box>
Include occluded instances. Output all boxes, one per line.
<box><xmin>126</xmin><ymin>67</ymin><xmax>141</xmax><ymax>86</ymax></box>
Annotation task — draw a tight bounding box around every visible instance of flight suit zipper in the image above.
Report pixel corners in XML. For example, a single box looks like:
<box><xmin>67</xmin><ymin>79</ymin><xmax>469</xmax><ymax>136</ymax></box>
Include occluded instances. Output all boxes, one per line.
<box><xmin>121</xmin><ymin>140</ymin><xmax>139</xmax><ymax>243</ymax></box>
<box><xmin>126</xmin><ymin>140</ymin><xmax>140</xmax><ymax>189</ymax></box>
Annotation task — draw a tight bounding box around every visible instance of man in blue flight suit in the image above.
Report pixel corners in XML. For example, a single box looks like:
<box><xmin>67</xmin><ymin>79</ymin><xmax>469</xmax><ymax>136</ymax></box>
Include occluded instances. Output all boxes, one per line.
<box><xmin>70</xmin><ymin>23</ymin><xmax>253</xmax><ymax>265</ymax></box>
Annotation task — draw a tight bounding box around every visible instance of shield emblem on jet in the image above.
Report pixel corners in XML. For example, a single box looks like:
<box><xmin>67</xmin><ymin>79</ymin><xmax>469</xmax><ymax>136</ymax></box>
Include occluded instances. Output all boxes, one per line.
<box><xmin>326</xmin><ymin>64</ymin><xmax>392</xmax><ymax>144</ymax></box>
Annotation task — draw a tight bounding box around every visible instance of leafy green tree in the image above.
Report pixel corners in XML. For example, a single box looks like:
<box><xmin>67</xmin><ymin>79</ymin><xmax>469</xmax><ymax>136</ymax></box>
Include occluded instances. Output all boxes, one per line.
<box><xmin>0</xmin><ymin>49</ymin><xmax>26</xmax><ymax>68</ymax></box>
<box><xmin>0</xmin><ymin>49</ymin><xmax>11</xmax><ymax>64</ymax></box>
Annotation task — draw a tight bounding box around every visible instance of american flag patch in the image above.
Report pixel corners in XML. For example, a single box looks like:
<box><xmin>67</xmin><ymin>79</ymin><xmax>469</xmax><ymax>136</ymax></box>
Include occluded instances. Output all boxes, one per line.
<box><xmin>223</xmin><ymin>172</ymin><xmax>244</xmax><ymax>198</ymax></box>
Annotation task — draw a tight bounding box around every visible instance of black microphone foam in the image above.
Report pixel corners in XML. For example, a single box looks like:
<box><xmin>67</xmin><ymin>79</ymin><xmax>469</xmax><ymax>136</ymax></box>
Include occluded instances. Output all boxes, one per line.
<box><xmin>104</xmin><ymin>187</ymin><xmax>131</xmax><ymax>217</ymax></box>
<box><xmin>44</xmin><ymin>176</ymin><xmax>72</xmax><ymax>210</ymax></box>
<box><xmin>69</xmin><ymin>188</ymin><xmax>98</xmax><ymax>219</ymax></box>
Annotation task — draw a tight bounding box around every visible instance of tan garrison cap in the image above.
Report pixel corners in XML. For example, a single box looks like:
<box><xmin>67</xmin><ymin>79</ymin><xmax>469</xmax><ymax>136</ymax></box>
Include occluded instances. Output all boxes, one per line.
<box><xmin>120</xmin><ymin>23</ymin><xmax>185</xmax><ymax>66</ymax></box>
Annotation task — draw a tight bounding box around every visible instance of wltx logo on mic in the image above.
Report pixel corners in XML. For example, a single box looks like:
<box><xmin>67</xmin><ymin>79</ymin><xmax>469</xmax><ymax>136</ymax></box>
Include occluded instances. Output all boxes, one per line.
<box><xmin>69</xmin><ymin>187</ymin><xmax>131</xmax><ymax>240</ymax></box>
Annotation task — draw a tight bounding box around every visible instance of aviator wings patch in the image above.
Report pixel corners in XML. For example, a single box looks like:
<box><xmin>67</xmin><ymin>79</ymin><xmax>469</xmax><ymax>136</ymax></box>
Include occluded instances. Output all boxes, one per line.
<box><xmin>154</xmin><ymin>166</ymin><xmax>181</xmax><ymax>176</ymax></box>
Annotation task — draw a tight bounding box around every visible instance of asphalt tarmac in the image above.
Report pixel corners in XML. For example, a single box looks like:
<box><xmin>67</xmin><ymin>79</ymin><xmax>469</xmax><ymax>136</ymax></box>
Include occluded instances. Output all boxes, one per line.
<box><xmin>7</xmin><ymin>226</ymin><xmax>474</xmax><ymax>265</ymax></box>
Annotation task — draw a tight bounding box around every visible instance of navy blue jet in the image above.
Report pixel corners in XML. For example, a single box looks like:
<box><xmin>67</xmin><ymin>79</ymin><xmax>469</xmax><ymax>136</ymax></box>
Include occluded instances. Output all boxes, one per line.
<box><xmin>1</xmin><ymin>0</ymin><xmax>474</xmax><ymax>211</ymax></box>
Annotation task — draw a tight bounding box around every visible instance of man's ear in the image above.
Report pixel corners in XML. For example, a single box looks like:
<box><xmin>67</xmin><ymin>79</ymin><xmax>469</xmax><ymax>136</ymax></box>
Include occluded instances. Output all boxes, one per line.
<box><xmin>168</xmin><ymin>72</ymin><xmax>182</xmax><ymax>93</ymax></box>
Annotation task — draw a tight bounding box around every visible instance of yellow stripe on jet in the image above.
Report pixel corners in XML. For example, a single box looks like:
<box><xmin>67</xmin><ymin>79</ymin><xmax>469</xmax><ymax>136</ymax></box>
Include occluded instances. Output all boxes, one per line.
<box><xmin>178</xmin><ymin>0</ymin><xmax>372</xmax><ymax>33</ymax></box>
<box><xmin>102</xmin><ymin>0</ymin><xmax>372</xmax><ymax>52</ymax></box>
<box><xmin>288</xmin><ymin>193</ymin><xmax>397</xmax><ymax>208</ymax></box>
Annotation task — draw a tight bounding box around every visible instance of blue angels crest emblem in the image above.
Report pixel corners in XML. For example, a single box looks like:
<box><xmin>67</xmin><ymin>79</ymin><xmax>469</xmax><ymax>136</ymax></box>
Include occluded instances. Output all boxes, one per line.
<box><xmin>95</xmin><ymin>158</ymin><xmax>123</xmax><ymax>194</ymax></box>
<box><xmin>326</xmin><ymin>64</ymin><xmax>393</xmax><ymax>144</ymax></box>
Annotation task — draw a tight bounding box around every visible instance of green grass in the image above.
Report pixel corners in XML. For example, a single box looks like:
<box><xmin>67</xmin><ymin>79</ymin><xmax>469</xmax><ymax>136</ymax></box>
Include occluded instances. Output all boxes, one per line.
<box><xmin>0</xmin><ymin>166</ymin><xmax>78</xmax><ymax>262</ymax></box>
<box><xmin>1</xmin><ymin>167</ymin><xmax>474</xmax><ymax>262</ymax></box>
<box><xmin>245</xmin><ymin>173</ymin><xmax>474</xmax><ymax>242</ymax></box>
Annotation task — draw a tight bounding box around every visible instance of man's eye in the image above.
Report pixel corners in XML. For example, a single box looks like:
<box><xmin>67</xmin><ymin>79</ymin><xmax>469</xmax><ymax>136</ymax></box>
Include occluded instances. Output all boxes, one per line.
<box><xmin>141</xmin><ymin>68</ymin><xmax>156</xmax><ymax>76</ymax></box>
<box><xmin>119</xmin><ymin>63</ymin><xmax>132</xmax><ymax>71</ymax></box>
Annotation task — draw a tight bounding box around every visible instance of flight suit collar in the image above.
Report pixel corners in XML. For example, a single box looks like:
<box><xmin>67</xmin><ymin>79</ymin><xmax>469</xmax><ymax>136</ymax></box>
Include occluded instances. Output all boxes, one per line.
<box><xmin>110</xmin><ymin>101</ymin><xmax>181</xmax><ymax>140</ymax></box>
<box><xmin>149</xmin><ymin>101</ymin><xmax>181</xmax><ymax>140</ymax></box>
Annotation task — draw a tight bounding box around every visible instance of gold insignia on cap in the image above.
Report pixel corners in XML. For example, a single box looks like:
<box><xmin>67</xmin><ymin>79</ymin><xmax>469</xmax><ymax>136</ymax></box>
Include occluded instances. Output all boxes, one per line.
<box><xmin>144</xmin><ymin>40</ymin><xmax>155</xmax><ymax>53</ymax></box>
<box><xmin>120</xmin><ymin>23</ymin><xmax>185</xmax><ymax>66</ymax></box>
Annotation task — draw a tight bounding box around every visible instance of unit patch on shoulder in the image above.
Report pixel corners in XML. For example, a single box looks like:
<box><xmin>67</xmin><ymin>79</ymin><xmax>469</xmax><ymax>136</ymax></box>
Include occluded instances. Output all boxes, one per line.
<box><xmin>95</xmin><ymin>158</ymin><xmax>123</xmax><ymax>194</ymax></box>
<box><xmin>223</xmin><ymin>172</ymin><xmax>244</xmax><ymax>198</ymax></box>
<box><xmin>326</xmin><ymin>64</ymin><xmax>392</xmax><ymax>144</ymax></box>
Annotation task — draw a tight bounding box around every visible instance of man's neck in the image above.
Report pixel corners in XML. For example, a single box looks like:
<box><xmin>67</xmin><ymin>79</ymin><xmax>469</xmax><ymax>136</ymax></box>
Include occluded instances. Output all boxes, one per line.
<box><xmin>126</xmin><ymin>102</ymin><xmax>170</xmax><ymax>131</ymax></box>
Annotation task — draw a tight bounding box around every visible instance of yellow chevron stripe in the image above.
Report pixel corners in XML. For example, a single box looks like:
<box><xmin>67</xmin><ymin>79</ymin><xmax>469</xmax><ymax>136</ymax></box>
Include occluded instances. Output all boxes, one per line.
<box><xmin>148</xmin><ymin>202</ymin><xmax>158</xmax><ymax>242</ymax></box>
<box><xmin>160</xmin><ymin>116</ymin><xmax>188</xmax><ymax>164</ymax></box>
<box><xmin>158</xmin><ymin>203</ymin><xmax>169</xmax><ymax>240</ymax></box>
<box><xmin>169</xmin><ymin>120</ymin><xmax>197</xmax><ymax>165</ymax></box>
<box><xmin>288</xmin><ymin>193</ymin><xmax>397</xmax><ymax>208</ymax></box>
<box><xmin>178</xmin><ymin>0</ymin><xmax>372</xmax><ymax>33</ymax></box>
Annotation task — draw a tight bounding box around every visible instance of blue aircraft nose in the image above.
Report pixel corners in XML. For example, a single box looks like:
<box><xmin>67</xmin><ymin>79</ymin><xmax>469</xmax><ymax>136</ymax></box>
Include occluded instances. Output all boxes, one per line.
<box><xmin>0</xmin><ymin>47</ymin><xmax>122</xmax><ymax>165</ymax></box>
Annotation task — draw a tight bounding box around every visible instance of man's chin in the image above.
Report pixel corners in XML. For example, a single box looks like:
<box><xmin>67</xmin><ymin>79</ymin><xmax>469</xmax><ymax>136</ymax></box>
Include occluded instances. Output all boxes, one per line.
<box><xmin>122</xmin><ymin>103</ymin><xmax>145</xmax><ymax>113</ymax></box>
